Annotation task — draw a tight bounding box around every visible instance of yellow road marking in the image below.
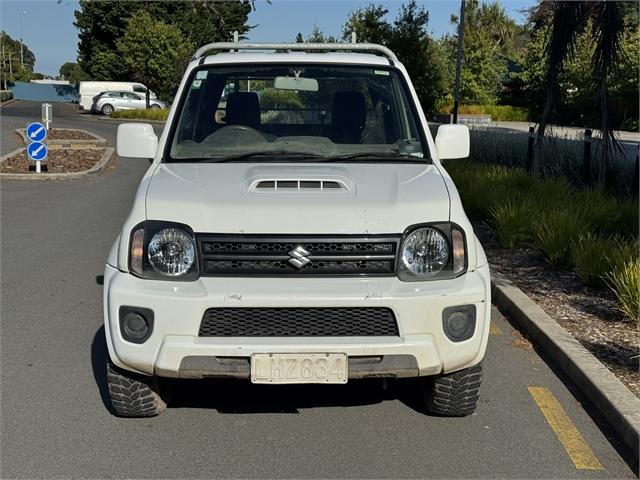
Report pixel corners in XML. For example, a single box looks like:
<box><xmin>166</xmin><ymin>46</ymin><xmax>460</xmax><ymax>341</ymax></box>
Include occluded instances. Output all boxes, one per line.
<box><xmin>528</xmin><ymin>387</ymin><xmax>603</xmax><ymax>470</ymax></box>
<box><xmin>48</xmin><ymin>143</ymin><xmax>101</xmax><ymax>149</ymax></box>
<box><xmin>489</xmin><ymin>321</ymin><xmax>502</xmax><ymax>335</ymax></box>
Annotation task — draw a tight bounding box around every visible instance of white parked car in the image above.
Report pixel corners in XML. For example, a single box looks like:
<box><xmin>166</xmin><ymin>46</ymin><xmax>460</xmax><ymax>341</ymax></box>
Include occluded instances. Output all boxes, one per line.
<box><xmin>91</xmin><ymin>90</ymin><xmax>167</xmax><ymax>115</ymax></box>
<box><xmin>106</xmin><ymin>41</ymin><xmax>490</xmax><ymax>417</ymax></box>
<box><xmin>78</xmin><ymin>81</ymin><xmax>156</xmax><ymax>111</ymax></box>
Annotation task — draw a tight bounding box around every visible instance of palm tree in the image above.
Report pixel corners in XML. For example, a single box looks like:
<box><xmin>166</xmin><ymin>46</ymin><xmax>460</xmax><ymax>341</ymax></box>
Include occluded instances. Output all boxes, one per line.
<box><xmin>533</xmin><ymin>1</ymin><xmax>627</xmax><ymax>187</ymax></box>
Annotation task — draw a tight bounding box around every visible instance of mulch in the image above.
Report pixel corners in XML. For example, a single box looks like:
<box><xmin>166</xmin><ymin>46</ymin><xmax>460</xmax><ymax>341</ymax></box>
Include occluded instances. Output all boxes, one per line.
<box><xmin>476</xmin><ymin>221</ymin><xmax>640</xmax><ymax>397</ymax></box>
<box><xmin>1</xmin><ymin>148</ymin><xmax>106</xmax><ymax>174</ymax></box>
<box><xmin>46</xmin><ymin>128</ymin><xmax>96</xmax><ymax>141</ymax></box>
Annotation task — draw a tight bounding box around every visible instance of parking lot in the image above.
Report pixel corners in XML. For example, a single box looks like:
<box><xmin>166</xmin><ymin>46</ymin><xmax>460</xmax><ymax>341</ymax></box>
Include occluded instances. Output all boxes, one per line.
<box><xmin>0</xmin><ymin>101</ymin><xmax>636</xmax><ymax>478</ymax></box>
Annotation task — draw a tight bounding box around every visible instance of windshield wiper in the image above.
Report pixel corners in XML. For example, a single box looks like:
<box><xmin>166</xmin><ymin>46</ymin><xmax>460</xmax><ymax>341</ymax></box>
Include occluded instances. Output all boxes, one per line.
<box><xmin>192</xmin><ymin>151</ymin><xmax>324</xmax><ymax>163</ymax></box>
<box><xmin>311</xmin><ymin>152</ymin><xmax>427</xmax><ymax>162</ymax></box>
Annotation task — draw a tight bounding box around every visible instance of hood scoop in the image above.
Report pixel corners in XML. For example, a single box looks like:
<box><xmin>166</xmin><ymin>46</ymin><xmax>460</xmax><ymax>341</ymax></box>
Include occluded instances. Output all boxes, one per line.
<box><xmin>250</xmin><ymin>179</ymin><xmax>349</xmax><ymax>192</ymax></box>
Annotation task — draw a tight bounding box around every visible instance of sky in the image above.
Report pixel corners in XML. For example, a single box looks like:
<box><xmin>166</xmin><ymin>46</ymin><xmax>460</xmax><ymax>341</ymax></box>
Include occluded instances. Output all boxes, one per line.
<box><xmin>0</xmin><ymin>0</ymin><xmax>534</xmax><ymax>77</ymax></box>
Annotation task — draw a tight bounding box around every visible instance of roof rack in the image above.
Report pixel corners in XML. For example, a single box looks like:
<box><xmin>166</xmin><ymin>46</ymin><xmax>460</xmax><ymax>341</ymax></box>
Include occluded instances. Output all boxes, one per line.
<box><xmin>192</xmin><ymin>41</ymin><xmax>398</xmax><ymax>62</ymax></box>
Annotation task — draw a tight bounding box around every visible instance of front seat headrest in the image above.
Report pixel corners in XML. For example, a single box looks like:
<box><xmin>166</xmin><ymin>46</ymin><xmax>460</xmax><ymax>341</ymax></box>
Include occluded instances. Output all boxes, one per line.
<box><xmin>225</xmin><ymin>92</ymin><xmax>260</xmax><ymax>129</ymax></box>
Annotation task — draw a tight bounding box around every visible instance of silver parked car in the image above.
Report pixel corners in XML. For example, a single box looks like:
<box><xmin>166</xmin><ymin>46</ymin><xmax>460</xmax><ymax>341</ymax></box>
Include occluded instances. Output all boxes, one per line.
<box><xmin>91</xmin><ymin>91</ymin><xmax>167</xmax><ymax>115</ymax></box>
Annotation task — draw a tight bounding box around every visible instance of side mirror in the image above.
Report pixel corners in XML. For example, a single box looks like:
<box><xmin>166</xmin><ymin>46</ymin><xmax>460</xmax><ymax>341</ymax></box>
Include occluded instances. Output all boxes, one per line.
<box><xmin>435</xmin><ymin>124</ymin><xmax>470</xmax><ymax>160</ymax></box>
<box><xmin>117</xmin><ymin>123</ymin><xmax>158</xmax><ymax>159</ymax></box>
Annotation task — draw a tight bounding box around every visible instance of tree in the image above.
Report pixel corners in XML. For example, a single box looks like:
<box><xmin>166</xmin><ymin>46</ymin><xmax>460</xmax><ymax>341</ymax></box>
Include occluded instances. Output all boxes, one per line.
<box><xmin>116</xmin><ymin>12</ymin><xmax>193</xmax><ymax>106</ymax></box>
<box><xmin>295</xmin><ymin>32</ymin><xmax>304</xmax><ymax>43</ymax></box>
<box><xmin>0</xmin><ymin>31</ymin><xmax>36</xmax><ymax>86</ymax></box>
<box><xmin>528</xmin><ymin>1</ymin><xmax>636</xmax><ymax>186</ymax></box>
<box><xmin>342</xmin><ymin>5</ymin><xmax>390</xmax><ymax>44</ymax></box>
<box><xmin>58</xmin><ymin>62</ymin><xmax>89</xmax><ymax>84</ymax></box>
<box><xmin>342</xmin><ymin>2</ymin><xmax>448</xmax><ymax>113</ymax></box>
<box><xmin>74</xmin><ymin>1</ymin><xmax>252</xmax><ymax>80</ymax></box>
<box><xmin>306</xmin><ymin>25</ymin><xmax>337</xmax><ymax>43</ymax></box>
<box><xmin>444</xmin><ymin>0</ymin><xmax>520</xmax><ymax>105</ymax></box>
<box><xmin>260</xmin><ymin>89</ymin><xmax>303</xmax><ymax>109</ymax></box>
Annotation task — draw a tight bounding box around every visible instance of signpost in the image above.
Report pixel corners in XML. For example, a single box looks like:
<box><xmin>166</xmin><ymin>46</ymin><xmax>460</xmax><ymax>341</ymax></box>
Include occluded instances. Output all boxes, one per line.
<box><xmin>26</xmin><ymin>121</ymin><xmax>47</xmax><ymax>142</ymax></box>
<box><xmin>41</xmin><ymin>103</ymin><xmax>52</xmax><ymax>130</ymax></box>
<box><xmin>26</xmin><ymin>120</ymin><xmax>48</xmax><ymax>173</ymax></box>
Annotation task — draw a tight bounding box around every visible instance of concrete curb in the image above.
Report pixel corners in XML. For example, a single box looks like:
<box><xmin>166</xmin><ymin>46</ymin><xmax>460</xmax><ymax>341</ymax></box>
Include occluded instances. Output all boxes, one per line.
<box><xmin>491</xmin><ymin>272</ymin><xmax>640</xmax><ymax>462</ymax></box>
<box><xmin>0</xmin><ymin>147</ymin><xmax>115</xmax><ymax>181</ymax></box>
<box><xmin>15</xmin><ymin>128</ymin><xmax>106</xmax><ymax>146</ymax></box>
<box><xmin>0</xmin><ymin>99</ymin><xmax>16</xmax><ymax>108</ymax></box>
<box><xmin>97</xmin><ymin>116</ymin><xmax>166</xmax><ymax>125</ymax></box>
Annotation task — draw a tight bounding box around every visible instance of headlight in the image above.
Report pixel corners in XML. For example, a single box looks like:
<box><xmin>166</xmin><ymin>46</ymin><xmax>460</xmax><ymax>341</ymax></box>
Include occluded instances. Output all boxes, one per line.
<box><xmin>148</xmin><ymin>228</ymin><xmax>195</xmax><ymax>276</ymax></box>
<box><xmin>398</xmin><ymin>223</ymin><xmax>467</xmax><ymax>281</ymax></box>
<box><xmin>402</xmin><ymin>227</ymin><xmax>449</xmax><ymax>274</ymax></box>
<box><xmin>129</xmin><ymin>221</ymin><xmax>199</xmax><ymax>281</ymax></box>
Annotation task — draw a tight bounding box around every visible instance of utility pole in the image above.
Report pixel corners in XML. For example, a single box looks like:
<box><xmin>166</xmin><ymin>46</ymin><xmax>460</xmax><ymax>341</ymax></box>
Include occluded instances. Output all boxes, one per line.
<box><xmin>452</xmin><ymin>0</ymin><xmax>466</xmax><ymax>124</ymax></box>
<box><xmin>19</xmin><ymin>11</ymin><xmax>26</xmax><ymax>70</ymax></box>
<box><xmin>1</xmin><ymin>44</ymin><xmax>5</xmax><ymax>90</ymax></box>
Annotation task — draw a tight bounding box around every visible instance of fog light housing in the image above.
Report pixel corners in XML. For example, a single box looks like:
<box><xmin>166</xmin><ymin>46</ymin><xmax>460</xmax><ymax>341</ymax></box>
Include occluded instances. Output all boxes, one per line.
<box><xmin>442</xmin><ymin>305</ymin><xmax>476</xmax><ymax>342</ymax></box>
<box><xmin>119</xmin><ymin>306</ymin><xmax>154</xmax><ymax>344</ymax></box>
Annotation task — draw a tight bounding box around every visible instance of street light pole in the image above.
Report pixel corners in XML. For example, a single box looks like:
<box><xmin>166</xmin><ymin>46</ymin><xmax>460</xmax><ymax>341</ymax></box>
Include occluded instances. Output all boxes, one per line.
<box><xmin>452</xmin><ymin>0</ymin><xmax>466</xmax><ymax>124</ymax></box>
<box><xmin>19</xmin><ymin>11</ymin><xmax>26</xmax><ymax>70</ymax></box>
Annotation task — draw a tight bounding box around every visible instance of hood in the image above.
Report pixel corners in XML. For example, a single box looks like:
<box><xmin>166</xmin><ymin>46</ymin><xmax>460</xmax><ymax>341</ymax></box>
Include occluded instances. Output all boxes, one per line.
<box><xmin>145</xmin><ymin>162</ymin><xmax>450</xmax><ymax>234</ymax></box>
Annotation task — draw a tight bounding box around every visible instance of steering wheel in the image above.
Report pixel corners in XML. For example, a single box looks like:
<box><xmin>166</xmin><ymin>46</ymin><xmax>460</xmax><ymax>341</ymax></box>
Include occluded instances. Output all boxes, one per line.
<box><xmin>211</xmin><ymin>124</ymin><xmax>266</xmax><ymax>142</ymax></box>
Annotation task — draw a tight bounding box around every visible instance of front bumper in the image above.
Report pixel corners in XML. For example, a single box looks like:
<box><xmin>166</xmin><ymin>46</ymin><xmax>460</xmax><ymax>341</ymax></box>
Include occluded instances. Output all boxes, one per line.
<box><xmin>103</xmin><ymin>264</ymin><xmax>491</xmax><ymax>378</ymax></box>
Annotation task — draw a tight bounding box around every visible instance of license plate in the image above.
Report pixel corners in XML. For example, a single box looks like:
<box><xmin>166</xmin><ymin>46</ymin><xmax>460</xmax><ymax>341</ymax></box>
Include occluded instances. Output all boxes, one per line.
<box><xmin>251</xmin><ymin>353</ymin><xmax>348</xmax><ymax>384</ymax></box>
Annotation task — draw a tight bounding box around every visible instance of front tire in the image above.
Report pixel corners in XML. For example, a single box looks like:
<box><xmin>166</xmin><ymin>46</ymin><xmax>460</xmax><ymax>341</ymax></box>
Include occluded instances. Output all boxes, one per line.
<box><xmin>106</xmin><ymin>362</ymin><xmax>167</xmax><ymax>417</ymax></box>
<box><xmin>101</xmin><ymin>104</ymin><xmax>114</xmax><ymax>115</ymax></box>
<box><xmin>150</xmin><ymin>104</ymin><xmax>161</xmax><ymax>110</ymax></box>
<box><xmin>423</xmin><ymin>363</ymin><xmax>482</xmax><ymax>416</ymax></box>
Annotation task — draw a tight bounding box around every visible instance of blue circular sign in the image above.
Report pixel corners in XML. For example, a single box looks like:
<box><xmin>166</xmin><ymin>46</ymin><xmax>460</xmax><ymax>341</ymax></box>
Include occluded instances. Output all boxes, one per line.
<box><xmin>27</xmin><ymin>141</ymin><xmax>48</xmax><ymax>161</ymax></box>
<box><xmin>26</xmin><ymin>122</ymin><xmax>47</xmax><ymax>142</ymax></box>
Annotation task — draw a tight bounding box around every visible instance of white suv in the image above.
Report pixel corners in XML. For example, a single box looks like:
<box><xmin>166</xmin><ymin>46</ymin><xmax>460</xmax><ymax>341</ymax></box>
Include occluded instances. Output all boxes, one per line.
<box><xmin>106</xmin><ymin>41</ymin><xmax>490</xmax><ymax>417</ymax></box>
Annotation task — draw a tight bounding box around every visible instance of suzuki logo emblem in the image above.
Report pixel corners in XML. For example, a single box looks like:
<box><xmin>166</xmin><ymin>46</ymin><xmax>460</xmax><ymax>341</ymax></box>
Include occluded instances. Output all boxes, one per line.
<box><xmin>288</xmin><ymin>246</ymin><xmax>311</xmax><ymax>269</ymax></box>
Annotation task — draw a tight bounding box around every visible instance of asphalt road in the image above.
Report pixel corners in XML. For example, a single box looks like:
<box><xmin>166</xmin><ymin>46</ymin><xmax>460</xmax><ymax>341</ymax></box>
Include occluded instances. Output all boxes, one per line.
<box><xmin>0</xmin><ymin>101</ymin><xmax>636</xmax><ymax>478</ymax></box>
<box><xmin>0</xmin><ymin>100</ymin><xmax>145</xmax><ymax>155</ymax></box>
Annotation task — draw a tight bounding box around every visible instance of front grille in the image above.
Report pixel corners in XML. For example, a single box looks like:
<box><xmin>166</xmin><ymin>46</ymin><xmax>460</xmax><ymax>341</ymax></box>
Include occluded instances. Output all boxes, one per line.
<box><xmin>198</xmin><ymin>235</ymin><xmax>400</xmax><ymax>276</ymax></box>
<box><xmin>198</xmin><ymin>307</ymin><xmax>399</xmax><ymax>337</ymax></box>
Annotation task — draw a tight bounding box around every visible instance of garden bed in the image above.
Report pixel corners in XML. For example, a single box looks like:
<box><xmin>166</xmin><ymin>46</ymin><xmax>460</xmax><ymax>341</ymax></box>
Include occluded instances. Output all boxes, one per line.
<box><xmin>15</xmin><ymin>127</ymin><xmax>106</xmax><ymax>145</ymax></box>
<box><xmin>46</xmin><ymin>128</ymin><xmax>97</xmax><ymax>141</ymax></box>
<box><xmin>445</xmin><ymin>158</ymin><xmax>638</xmax><ymax>397</ymax></box>
<box><xmin>0</xmin><ymin>148</ymin><xmax>108</xmax><ymax>174</ymax></box>
<box><xmin>477</xmin><ymin>222</ymin><xmax>639</xmax><ymax>397</ymax></box>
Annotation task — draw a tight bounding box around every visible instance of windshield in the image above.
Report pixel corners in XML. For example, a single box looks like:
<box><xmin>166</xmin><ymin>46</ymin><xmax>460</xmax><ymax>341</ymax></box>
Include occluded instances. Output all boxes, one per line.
<box><xmin>168</xmin><ymin>65</ymin><xmax>427</xmax><ymax>162</ymax></box>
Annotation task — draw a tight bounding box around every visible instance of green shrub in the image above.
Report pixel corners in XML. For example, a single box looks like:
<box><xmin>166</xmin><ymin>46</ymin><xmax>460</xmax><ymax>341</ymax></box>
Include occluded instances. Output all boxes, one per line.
<box><xmin>531</xmin><ymin>177</ymin><xmax>574</xmax><ymax>211</ymax></box>
<box><xmin>446</xmin><ymin>161</ymin><xmax>492</xmax><ymax>220</ymax></box>
<box><xmin>607</xmin><ymin>257</ymin><xmax>640</xmax><ymax>322</ymax></box>
<box><xmin>463</xmin><ymin>128</ymin><xmax>632</xmax><ymax>196</ymax></box>
<box><xmin>572</xmin><ymin>188</ymin><xmax>622</xmax><ymax>235</ymax></box>
<box><xmin>481</xmin><ymin>105</ymin><xmax>529</xmax><ymax>122</ymax></box>
<box><xmin>607</xmin><ymin>237</ymin><xmax>639</xmax><ymax>272</ymax></box>
<box><xmin>490</xmin><ymin>198</ymin><xmax>534</xmax><ymax>248</ymax></box>
<box><xmin>533</xmin><ymin>207</ymin><xmax>588</xmax><ymax>270</ymax></box>
<box><xmin>260</xmin><ymin>89</ymin><xmax>303</xmax><ymax>109</ymax></box>
<box><xmin>448</xmin><ymin>161</ymin><xmax>540</xmax><ymax>222</ymax></box>
<box><xmin>110</xmin><ymin>108</ymin><xmax>169</xmax><ymax>121</ymax></box>
<box><xmin>470</xmin><ymin>130</ymin><xmax>528</xmax><ymax>167</ymax></box>
<box><xmin>572</xmin><ymin>233</ymin><xmax>614</xmax><ymax>287</ymax></box>
<box><xmin>615</xmin><ymin>200</ymin><xmax>639</xmax><ymax>240</ymax></box>
<box><xmin>485</xmin><ymin>165</ymin><xmax>532</xmax><ymax>200</ymax></box>
<box><xmin>436</xmin><ymin>104</ymin><xmax>528</xmax><ymax>121</ymax></box>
